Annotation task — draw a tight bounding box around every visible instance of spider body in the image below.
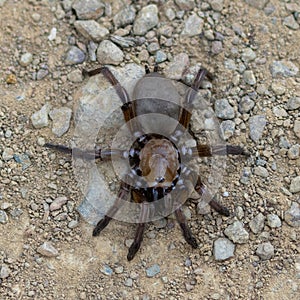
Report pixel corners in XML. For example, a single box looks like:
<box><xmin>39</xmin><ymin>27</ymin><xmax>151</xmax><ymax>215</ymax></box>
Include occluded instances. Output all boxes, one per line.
<box><xmin>46</xmin><ymin>65</ymin><xmax>247</xmax><ymax>261</ymax></box>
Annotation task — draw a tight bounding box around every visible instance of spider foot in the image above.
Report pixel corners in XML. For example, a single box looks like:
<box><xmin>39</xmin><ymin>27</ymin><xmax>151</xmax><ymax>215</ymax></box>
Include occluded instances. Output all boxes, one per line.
<box><xmin>127</xmin><ymin>242</ymin><xmax>141</xmax><ymax>261</ymax></box>
<box><xmin>182</xmin><ymin>226</ymin><xmax>198</xmax><ymax>249</ymax></box>
<box><xmin>209</xmin><ymin>199</ymin><xmax>230</xmax><ymax>217</ymax></box>
<box><xmin>92</xmin><ymin>216</ymin><xmax>112</xmax><ymax>236</ymax></box>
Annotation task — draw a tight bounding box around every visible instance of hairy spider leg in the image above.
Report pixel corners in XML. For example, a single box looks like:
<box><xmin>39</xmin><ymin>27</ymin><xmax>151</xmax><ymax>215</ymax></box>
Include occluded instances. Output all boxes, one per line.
<box><xmin>194</xmin><ymin>174</ymin><xmax>230</xmax><ymax>216</ymax></box>
<box><xmin>44</xmin><ymin>143</ymin><xmax>126</xmax><ymax>161</ymax></box>
<box><xmin>178</xmin><ymin>68</ymin><xmax>208</xmax><ymax>129</ymax></box>
<box><xmin>93</xmin><ymin>180</ymin><xmax>131</xmax><ymax>236</ymax></box>
<box><xmin>192</xmin><ymin>144</ymin><xmax>248</xmax><ymax>158</ymax></box>
<box><xmin>127</xmin><ymin>201</ymin><xmax>150</xmax><ymax>261</ymax></box>
<box><xmin>175</xmin><ymin>207</ymin><xmax>198</xmax><ymax>248</ymax></box>
<box><xmin>83</xmin><ymin>66</ymin><xmax>142</xmax><ymax>135</ymax></box>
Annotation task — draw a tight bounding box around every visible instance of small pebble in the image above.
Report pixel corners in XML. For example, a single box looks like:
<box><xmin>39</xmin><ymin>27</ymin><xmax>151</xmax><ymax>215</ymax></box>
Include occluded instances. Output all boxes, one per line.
<box><xmin>224</xmin><ymin>221</ymin><xmax>249</xmax><ymax>244</ymax></box>
<box><xmin>214</xmin><ymin>98</ymin><xmax>235</xmax><ymax>119</ymax></box>
<box><xmin>19</xmin><ymin>52</ymin><xmax>33</xmax><ymax>67</ymax></box>
<box><xmin>289</xmin><ymin>176</ymin><xmax>300</xmax><ymax>194</ymax></box>
<box><xmin>133</xmin><ymin>5</ymin><xmax>159</xmax><ymax>35</ymax></box>
<box><xmin>249</xmin><ymin>115</ymin><xmax>266</xmax><ymax>142</ymax></box>
<box><xmin>97</xmin><ymin>40</ymin><xmax>124</xmax><ymax>65</ymax></box>
<box><xmin>65</xmin><ymin>46</ymin><xmax>86</xmax><ymax>65</ymax></box>
<box><xmin>37</xmin><ymin>242</ymin><xmax>59</xmax><ymax>257</ymax></box>
<box><xmin>213</xmin><ymin>238</ymin><xmax>235</xmax><ymax>261</ymax></box>
<box><xmin>249</xmin><ymin>213</ymin><xmax>265</xmax><ymax>234</ymax></box>
<box><xmin>284</xmin><ymin>202</ymin><xmax>300</xmax><ymax>227</ymax></box>
<box><xmin>181</xmin><ymin>14</ymin><xmax>204</xmax><ymax>36</ymax></box>
<box><xmin>266</xmin><ymin>214</ymin><xmax>282</xmax><ymax>228</ymax></box>
<box><xmin>256</xmin><ymin>242</ymin><xmax>274</xmax><ymax>260</ymax></box>
<box><xmin>146</xmin><ymin>264</ymin><xmax>160</xmax><ymax>277</ymax></box>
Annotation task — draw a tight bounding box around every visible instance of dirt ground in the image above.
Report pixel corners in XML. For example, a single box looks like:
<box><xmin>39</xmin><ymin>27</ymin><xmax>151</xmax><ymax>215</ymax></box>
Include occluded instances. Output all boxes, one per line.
<box><xmin>0</xmin><ymin>0</ymin><xmax>299</xmax><ymax>299</ymax></box>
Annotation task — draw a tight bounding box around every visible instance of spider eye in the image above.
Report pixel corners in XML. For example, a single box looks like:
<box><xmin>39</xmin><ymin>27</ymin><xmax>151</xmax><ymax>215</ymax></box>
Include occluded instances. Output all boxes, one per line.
<box><xmin>155</xmin><ymin>176</ymin><xmax>165</xmax><ymax>183</ymax></box>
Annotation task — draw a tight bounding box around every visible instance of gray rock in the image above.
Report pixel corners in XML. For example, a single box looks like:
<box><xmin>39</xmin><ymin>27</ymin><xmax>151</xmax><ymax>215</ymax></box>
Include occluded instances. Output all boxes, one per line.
<box><xmin>266</xmin><ymin>214</ymin><xmax>282</xmax><ymax>228</ymax></box>
<box><xmin>211</xmin><ymin>41</ymin><xmax>223</xmax><ymax>55</ymax></box>
<box><xmin>164</xmin><ymin>53</ymin><xmax>189</xmax><ymax>80</ymax></box>
<box><xmin>294</xmin><ymin>120</ymin><xmax>300</xmax><ymax>139</ymax></box>
<box><xmin>13</xmin><ymin>153</ymin><xmax>31</xmax><ymax>170</ymax></box>
<box><xmin>181</xmin><ymin>14</ymin><xmax>204</xmax><ymax>36</ymax></box>
<box><xmin>238</xmin><ymin>96</ymin><xmax>255</xmax><ymax>113</ymax></box>
<box><xmin>214</xmin><ymin>98</ymin><xmax>235</xmax><ymax>119</ymax></box>
<box><xmin>155</xmin><ymin>50</ymin><xmax>167</xmax><ymax>63</ymax></box>
<box><xmin>50</xmin><ymin>196</ymin><xmax>68</xmax><ymax>211</ymax></box>
<box><xmin>0</xmin><ymin>264</ymin><xmax>10</xmax><ymax>279</ymax></box>
<box><xmin>235</xmin><ymin>206</ymin><xmax>245</xmax><ymax>220</ymax></box>
<box><xmin>249</xmin><ymin>115</ymin><xmax>266</xmax><ymax>142</ymax></box>
<box><xmin>88</xmin><ymin>41</ymin><xmax>98</xmax><ymax>62</ymax></box>
<box><xmin>100</xmin><ymin>265</ymin><xmax>113</xmax><ymax>276</ymax></box>
<box><xmin>19</xmin><ymin>52</ymin><xmax>33</xmax><ymax>67</ymax></box>
<box><xmin>133</xmin><ymin>5</ymin><xmax>159</xmax><ymax>35</ymax></box>
<box><xmin>146</xmin><ymin>264</ymin><xmax>160</xmax><ymax>277</ymax></box>
<box><xmin>287</xmin><ymin>97</ymin><xmax>300</xmax><ymax>110</ymax></box>
<box><xmin>240</xmin><ymin>167</ymin><xmax>252</xmax><ymax>184</ymax></box>
<box><xmin>37</xmin><ymin>242</ymin><xmax>59</xmax><ymax>257</ymax></box>
<box><xmin>0</xmin><ymin>210</ymin><xmax>8</xmax><ymax>224</ymax></box>
<box><xmin>224</xmin><ymin>221</ymin><xmax>249</xmax><ymax>244</ymax></box>
<box><xmin>279</xmin><ymin>136</ymin><xmax>290</xmax><ymax>149</ymax></box>
<box><xmin>124</xmin><ymin>278</ymin><xmax>133</xmax><ymax>287</ymax></box>
<box><xmin>175</xmin><ymin>0</ymin><xmax>195</xmax><ymax>10</ymax></box>
<box><xmin>213</xmin><ymin>237</ymin><xmax>235</xmax><ymax>261</ymax></box>
<box><xmin>36</xmin><ymin>68</ymin><xmax>49</xmax><ymax>80</ymax></box>
<box><xmin>197</xmin><ymin>200</ymin><xmax>211</xmax><ymax>215</ymax></box>
<box><xmin>49</xmin><ymin>107</ymin><xmax>72</xmax><ymax>137</ymax></box>
<box><xmin>249</xmin><ymin>213</ymin><xmax>265</xmax><ymax>234</ymax></box>
<box><xmin>147</xmin><ymin>42</ymin><xmax>160</xmax><ymax>54</ymax></box>
<box><xmin>288</xmin><ymin>144</ymin><xmax>300</xmax><ymax>160</ymax></box>
<box><xmin>243</xmin><ymin>70</ymin><xmax>256</xmax><ymax>85</ymax></box>
<box><xmin>285</xmin><ymin>202</ymin><xmax>300</xmax><ymax>227</ymax></box>
<box><xmin>74</xmin><ymin>20</ymin><xmax>109</xmax><ymax>42</ymax></box>
<box><xmin>256</xmin><ymin>242</ymin><xmax>274</xmax><ymax>260</ymax></box>
<box><xmin>270</xmin><ymin>60</ymin><xmax>299</xmax><ymax>78</ymax></box>
<box><xmin>220</xmin><ymin>120</ymin><xmax>235</xmax><ymax>140</ymax></box>
<box><xmin>241</xmin><ymin>48</ymin><xmax>256</xmax><ymax>62</ymax></box>
<box><xmin>65</xmin><ymin>46</ymin><xmax>86</xmax><ymax>65</ymax></box>
<box><xmin>2</xmin><ymin>147</ymin><xmax>14</xmax><ymax>161</ymax></box>
<box><xmin>209</xmin><ymin>0</ymin><xmax>224</xmax><ymax>12</ymax></box>
<box><xmin>72</xmin><ymin>0</ymin><xmax>104</xmax><ymax>20</ymax></box>
<box><xmin>97</xmin><ymin>40</ymin><xmax>124</xmax><ymax>65</ymax></box>
<box><xmin>110</xmin><ymin>35</ymin><xmax>136</xmax><ymax>48</ymax></box>
<box><xmin>254</xmin><ymin>166</ymin><xmax>269</xmax><ymax>178</ymax></box>
<box><xmin>283</xmin><ymin>15</ymin><xmax>299</xmax><ymax>30</ymax></box>
<box><xmin>273</xmin><ymin>106</ymin><xmax>288</xmax><ymax>118</ymax></box>
<box><xmin>290</xmin><ymin>176</ymin><xmax>300</xmax><ymax>193</ymax></box>
<box><xmin>113</xmin><ymin>6</ymin><xmax>136</xmax><ymax>28</ymax></box>
<box><xmin>31</xmin><ymin>103</ymin><xmax>51</xmax><ymax>129</ymax></box>
<box><xmin>67</xmin><ymin>69</ymin><xmax>84</xmax><ymax>83</ymax></box>
<box><xmin>68</xmin><ymin>220</ymin><xmax>79</xmax><ymax>229</ymax></box>
<box><xmin>244</xmin><ymin>0</ymin><xmax>268</xmax><ymax>10</ymax></box>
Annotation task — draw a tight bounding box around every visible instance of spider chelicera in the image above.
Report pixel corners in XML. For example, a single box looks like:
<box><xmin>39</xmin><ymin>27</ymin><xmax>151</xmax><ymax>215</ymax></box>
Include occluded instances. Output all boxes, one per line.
<box><xmin>45</xmin><ymin>64</ymin><xmax>247</xmax><ymax>261</ymax></box>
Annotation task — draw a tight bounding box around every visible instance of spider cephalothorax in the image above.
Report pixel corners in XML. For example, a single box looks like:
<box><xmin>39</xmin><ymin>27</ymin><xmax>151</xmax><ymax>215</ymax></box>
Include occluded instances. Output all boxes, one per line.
<box><xmin>45</xmin><ymin>65</ymin><xmax>247</xmax><ymax>261</ymax></box>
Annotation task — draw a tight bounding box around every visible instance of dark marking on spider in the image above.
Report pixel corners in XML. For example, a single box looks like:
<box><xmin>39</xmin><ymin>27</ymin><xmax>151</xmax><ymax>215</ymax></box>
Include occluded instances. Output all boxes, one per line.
<box><xmin>45</xmin><ymin>65</ymin><xmax>247</xmax><ymax>261</ymax></box>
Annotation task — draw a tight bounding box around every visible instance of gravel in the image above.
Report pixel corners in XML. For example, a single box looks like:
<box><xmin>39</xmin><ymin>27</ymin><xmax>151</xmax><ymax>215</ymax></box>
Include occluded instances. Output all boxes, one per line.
<box><xmin>1</xmin><ymin>0</ymin><xmax>299</xmax><ymax>298</ymax></box>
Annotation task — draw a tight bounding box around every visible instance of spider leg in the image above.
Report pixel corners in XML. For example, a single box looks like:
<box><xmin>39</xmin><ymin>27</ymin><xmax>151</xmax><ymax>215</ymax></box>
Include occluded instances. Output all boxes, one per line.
<box><xmin>93</xmin><ymin>180</ymin><xmax>131</xmax><ymax>236</ymax></box>
<box><xmin>83</xmin><ymin>66</ymin><xmax>143</xmax><ymax>135</ymax></box>
<box><xmin>127</xmin><ymin>202</ymin><xmax>149</xmax><ymax>261</ymax></box>
<box><xmin>194</xmin><ymin>175</ymin><xmax>230</xmax><ymax>216</ymax></box>
<box><xmin>44</xmin><ymin>143</ymin><xmax>125</xmax><ymax>161</ymax></box>
<box><xmin>177</xmin><ymin>68</ymin><xmax>208</xmax><ymax>129</ymax></box>
<box><xmin>191</xmin><ymin>144</ymin><xmax>248</xmax><ymax>157</ymax></box>
<box><xmin>175</xmin><ymin>207</ymin><xmax>198</xmax><ymax>248</ymax></box>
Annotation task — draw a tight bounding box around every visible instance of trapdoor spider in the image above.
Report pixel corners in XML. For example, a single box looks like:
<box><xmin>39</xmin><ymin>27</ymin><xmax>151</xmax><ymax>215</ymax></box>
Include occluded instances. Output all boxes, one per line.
<box><xmin>45</xmin><ymin>65</ymin><xmax>246</xmax><ymax>261</ymax></box>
